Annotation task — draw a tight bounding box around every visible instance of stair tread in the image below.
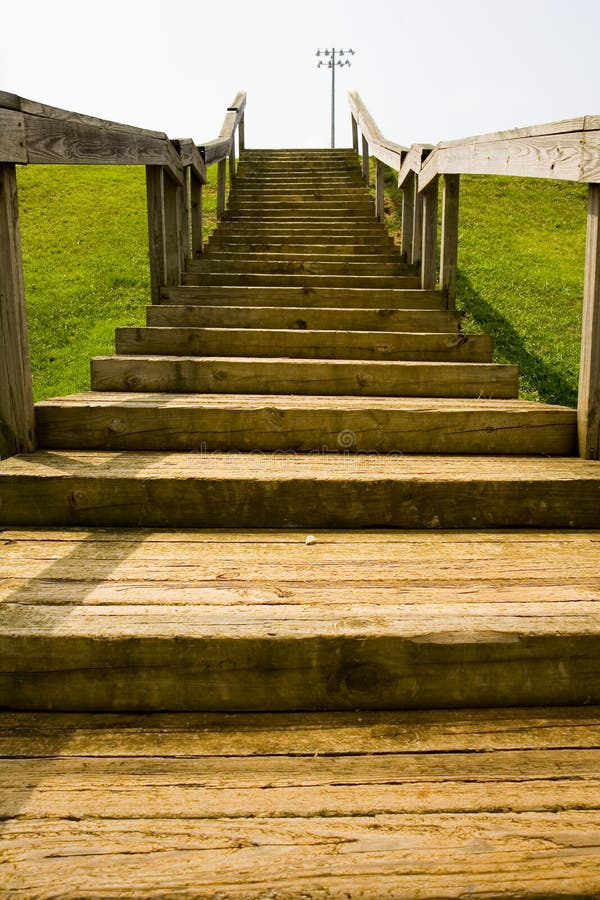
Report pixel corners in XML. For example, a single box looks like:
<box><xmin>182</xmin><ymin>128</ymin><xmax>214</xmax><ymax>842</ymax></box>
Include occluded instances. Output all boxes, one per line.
<box><xmin>3</xmin><ymin>449</ymin><xmax>597</xmax><ymax>480</ymax></box>
<box><xmin>2</xmin><ymin>704</ymin><xmax>599</xmax><ymax>896</ymax></box>
<box><xmin>37</xmin><ymin>392</ymin><xmax>572</xmax><ymax>413</ymax></box>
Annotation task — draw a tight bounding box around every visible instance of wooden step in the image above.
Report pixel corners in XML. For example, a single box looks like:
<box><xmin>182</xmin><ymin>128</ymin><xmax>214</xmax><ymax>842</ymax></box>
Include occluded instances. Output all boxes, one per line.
<box><xmin>2</xmin><ymin>528</ymin><xmax>600</xmax><ymax>710</ymax></box>
<box><xmin>231</xmin><ymin>188</ymin><xmax>372</xmax><ymax>199</ymax></box>
<box><xmin>205</xmin><ymin>240</ymin><xmax>397</xmax><ymax>254</ymax></box>
<box><xmin>2</xmin><ymin>704</ymin><xmax>600</xmax><ymax>896</ymax></box>
<box><xmin>159</xmin><ymin>286</ymin><xmax>447</xmax><ymax>309</ymax></box>
<box><xmin>209</xmin><ymin>231</ymin><xmax>394</xmax><ymax>246</ymax></box>
<box><xmin>203</xmin><ymin>249</ymin><xmax>402</xmax><ymax>263</ymax></box>
<box><xmin>146</xmin><ymin>304</ymin><xmax>461</xmax><ymax>332</ymax></box>
<box><xmin>114</xmin><ymin>327</ymin><xmax>493</xmax><ymax>362</ymax></box>
<box><xmin>36</xmin><ymin>393</ymin><xmax>576</xmax><ymax>454</ymax></box>
<box><xmin>181</xmin><ymin>272</ymin><xmax>422</xmax><ymax>289</ymax></box>
<box><xmin>91</xmin><ymin>355</ymin><xmax>517</xmax><ymax>397</ymax></box>
<box><xmin>187</xmin><ymin>258</ymin><xmax>411</xmax><ymax>276</ymax></box>
<box><xmin>3</xmin><ymin>451</ymin><xmax>599</xmax><ymax>529</ymax></box>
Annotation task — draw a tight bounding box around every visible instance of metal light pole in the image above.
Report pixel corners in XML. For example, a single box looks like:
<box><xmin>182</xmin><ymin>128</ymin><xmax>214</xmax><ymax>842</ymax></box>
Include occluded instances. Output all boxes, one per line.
<box><xmin>316</xmin><ymin>48</ymin><xmax>355</xmax><ymax>148</ymax></box>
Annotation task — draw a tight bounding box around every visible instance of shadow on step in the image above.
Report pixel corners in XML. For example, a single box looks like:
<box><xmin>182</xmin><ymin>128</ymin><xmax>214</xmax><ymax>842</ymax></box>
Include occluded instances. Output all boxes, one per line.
<box><xmin>457</xmin><ymin>273</ymin><xmax>577</xmax><ymax>407</ymax></box>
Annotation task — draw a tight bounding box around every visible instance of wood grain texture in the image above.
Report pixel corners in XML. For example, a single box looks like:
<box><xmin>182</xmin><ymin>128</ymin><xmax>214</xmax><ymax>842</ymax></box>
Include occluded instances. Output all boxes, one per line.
<box><xmin>145</xmin><ymin>303</ymin><xmax>461</xmax><ymax>332</ymax></box>
<box><xmin>440</xmin><ymin>174</ymin><xmax>460</xmax><ymax>306</ymax></box>
<box><xmin>0</xmin><ymin>109</ymin><xmax>27</xmax><ymax>163</ymax></box>
<box><xmin>1</xmin><ymin>704</ymin><xmax>600</xmax><ymax>896</ymax></box>
<box><xmin>35</xmin><ymin>392</ymin><xmax>576</xmax><ymax>454</ymax></box>
<box><xmin>0</xmin><ymin>164</ymin><xmax>35</xmax><ymax>458</ymax></box>
<box><xmin>578</xmin><ymin>183</ymin><xmax>600</xmax><ymax>458</ymax></box>
<box><xmin>158</xmin><ymin>285</ymin><xmax>447</xmax><ymax>309</ymax></box>
<box><xmin>1</xmin><ymin>451</ymin><xmax>599</xmax><ymax>529</ymax></box>
<box><xmin>421</xmin><ymin>176</ymin><xmax>439</xmax><ymax>290</ymax></box>
<box><xmin>90</xmin><ymin>355</ymin><xmax>519</xmax><ymax>397</ymax></box>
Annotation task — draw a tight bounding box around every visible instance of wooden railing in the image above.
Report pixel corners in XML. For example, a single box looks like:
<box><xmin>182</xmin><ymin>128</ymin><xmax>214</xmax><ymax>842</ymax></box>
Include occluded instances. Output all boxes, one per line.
<box><xmin>350</xmin><ymin>92</ymin><xmax>600</xmax><ymax>460</ymax></box>
<box><xmin>0</xmin><ymin>90</ymin><xmax>245</xmax><ymax>459</ymax></box>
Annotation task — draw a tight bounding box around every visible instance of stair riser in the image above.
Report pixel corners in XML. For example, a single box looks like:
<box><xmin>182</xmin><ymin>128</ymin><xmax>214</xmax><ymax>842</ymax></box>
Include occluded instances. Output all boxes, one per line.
<box><xmin>203</xmin><ymin>252</ymin><xmax>402</xmax><ymax>263</ymax></box>
<box><xmin>3</xmin><ymin>634</ymin><xmax>599</xmax><ymax>711</ymax></box>
<box><xmin>209</xmin><ymin>234</ymin><xmax>394</xmax><ymax>245</ymax></box>
<box><xmin>159</xmin><ymin>287</ymin><xmax>448</xmax><ymax>309</ymax></box>
<box><xmin>206</xmin><ymin>242</ymin><xmax>397</xmax><ymax>253</ymax></box>
<box><xmin>1</xmin><ymin>474</ymin><xmax>598</xmax><ymax>528</ymax></box>
<box><xmin>114</xmin><ymin>328</ymin><xmax>493</xmax><ymax>363</ymax></box>
<box><xmin>188</xmin><ymin>261</ymin><xmax>411</xmax><ymax>276</ymax></box>
<box><xmin>181</xmin><ymin>274</ymin><xmax>422</xmax><ymax>289</ymax></box>
<box><xmin>91</xmin><ymin>358</ymin><xmax>518</xmax><ymax>398</ymax></box>
<box><xmin>36</xmin><ymin>406</ymin><xmax>576</xmax><ymax>455</ymax></box>
<box><xmin>146</xmin><ymin>306</ymin><xmax>461</xmax><ymax>333</ymax></box>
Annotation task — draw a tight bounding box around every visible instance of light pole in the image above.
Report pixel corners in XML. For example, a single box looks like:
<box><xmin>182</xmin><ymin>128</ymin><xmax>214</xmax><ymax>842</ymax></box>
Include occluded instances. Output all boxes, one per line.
<box><xmin>316</xmin><ymin>48</ymin><xmax>355</xmax><ymax>148</ymax></box>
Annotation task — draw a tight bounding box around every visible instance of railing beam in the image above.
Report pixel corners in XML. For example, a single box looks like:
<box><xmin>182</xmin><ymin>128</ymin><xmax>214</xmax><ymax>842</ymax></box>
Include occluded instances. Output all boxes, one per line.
<box><xmin>440</xmin><ymin>173</ymin><xmax>460</xmax><ymax>307</ymax></box>
<box><xmin>0</xmin><ymin>162</ymin><xmax>35</xmax><ymax>458</ymax></box>
<box><xmin>421</xmin><ymin>175</ymin><xmax>439</xmax><ymax>290</ymax></box>
<box><xmin>578</xmin><ymin>183</ymin><xmax>600</xmax><ymax>458</ymax></box>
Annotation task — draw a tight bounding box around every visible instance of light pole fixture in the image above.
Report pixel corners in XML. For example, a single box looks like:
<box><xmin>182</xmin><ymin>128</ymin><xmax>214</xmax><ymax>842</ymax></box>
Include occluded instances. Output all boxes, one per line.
<box><xmin>316</xmin><ymin>47</ymin><xmax>355</xmax><ymax>148</ymax></box>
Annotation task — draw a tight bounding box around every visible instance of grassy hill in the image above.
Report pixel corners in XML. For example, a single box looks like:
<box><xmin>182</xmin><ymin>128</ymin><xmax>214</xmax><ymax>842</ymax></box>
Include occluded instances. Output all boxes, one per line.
<box><xmin>18</xmin><ymin>163</ymin><xmax>586</xmax><ymax>406</ymax></box>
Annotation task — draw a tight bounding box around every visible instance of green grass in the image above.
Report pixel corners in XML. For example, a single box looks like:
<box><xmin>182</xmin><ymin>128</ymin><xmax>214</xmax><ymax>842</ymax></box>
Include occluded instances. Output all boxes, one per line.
<box><xmin>17</xmin><ymin>165</ymin><xmax>220</xmax><ymax>400</ymax></box>
<box><xmin>19</xmin><ymin>162</ymin><xmax>587</xmax><ymax>407</ymax></box>
<box><xmin>383</xmin><ymin>170</ymin><xmax>587</xmax><ymax>406</ymax></box>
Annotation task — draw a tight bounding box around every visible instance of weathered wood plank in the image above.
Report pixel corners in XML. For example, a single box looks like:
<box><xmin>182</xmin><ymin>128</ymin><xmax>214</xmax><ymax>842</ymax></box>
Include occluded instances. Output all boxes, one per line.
<box><xmin>90</xmin><ymin>355</ymin><xmax>518</xmax><ymax>397</ymax></box>
<box><xmin>0</xmin><ymin>109</ymin><xmax>27</xmax><ymax>163</ymax></box>
<box><xmin>190</xmin><ymin>170</ymin><xmax>203</xmax><ymax>257</ymax></box>
<box><xmin>35</xmin><ymin>392</ymin><xmax>576</xmax><ymax>454</ymax></box>
<box><xmin>145</xmin><ymin>166</ymin><xmax>166</xmax><ymax>305</ymax></box>
<box><xmin>23</xmin><ymin>113</ymin><xmax>183</xmax><ymax>182</ymax></box>
<box><xmin>114</xmin><ymin>325</ymin><xmax>493</xmax><ymax>362</ymax></box>
<box><xmin>361</xmin><ymin>134</ymin><xmax>369</xmax><ymax>185</ymax></box>
<box><xmin>440</xmin><ymin>173</ymin><xmax>460</xmax><ymax>306</ymax></box>
<box><xmin>401</xmin><ymin>171</ymin><xmax>414</xmax><ymax>261</ymax></box>
<box><xmin>578</xmin><ymin>183</ymin><xmax>600</xmax><ymax>458</ymax></box>
<box><xmin>0</xmin><ymin>164</ymin><xmax>35</xmax><ymax>457</ymax></box>
<box><xmin>419</xmin><ymin>130</ymin><xmax>600</xmax><ymax>189</ymax></box>
<box><xmin>1</xmin><ymin>451</ymin><xmax>599</xmax><ymax>531</ymax></box>
<box><xmin>217</xmin><ymin>158</ymin><xmax>227</xmax><ymax>218</ymax></box>
<box><xmin>159</xmin><ymin>285</ymin><xmax>448</xmax><ymax>309</ymax></box>
<box><xmin>421</xmin><ymin>175</ymin><xmax>439</xmax><ymax>290</ymax></box>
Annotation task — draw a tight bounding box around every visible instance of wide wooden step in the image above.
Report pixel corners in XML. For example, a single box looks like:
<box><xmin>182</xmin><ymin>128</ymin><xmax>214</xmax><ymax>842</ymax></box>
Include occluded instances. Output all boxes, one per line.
<box><xmin>203</xmin><ymin>249</ymin><xmax>403</xmax><ymax>263</ymax></box>
<box><xmin>205</xmin><ymin>240</ymin><xmax>397</xmax><ymax>253</ymax></box>
<box><xmin>91</xmin><ymin>355</ymin><xmax>517</xmax><ymax>397</ymax></box>
<box><xmin>2</xmin><ymin>452</ymin><xmax>599</xmax><ymax>528</ymax></box>
<box><xmin>114</xmin><ymin>327</ymin><xmax>492</xmax><ymax>362</ymax></box>
<box><xmin>209</xmin><ymin>231</ymin><xmax>395</xmax><ymax>245</ymax></box>
<box><xmin>159</xmin><ymin>286</ymin><xmax>447</xmax><ymax>308</ymax></box>
<box><xmin>146</xmin><ymin>304</ymin><xmax>461</xmax><ymax>332</ymax></box>
<box><xmin>2</xmin><ymin>528</ymin><xmax>600</xmax><ymax>709</ymax></box>
<box><xmin>187</xmin><ymin>257</ymin><xmax>412</xmax><ymax>276</ymax></box>
<box><xmin>35</xmin><ymin>393</ymin><xmax>576</xmax><ymax>454</ymax></box>
<box><xmin>2</xmin><ymin>704</ymin><xmax>600</xmax><ymax>895</ymax></box>
<box><xmin>181</xmin><ymin>272</ymin><xmax>422</xmax><ymax>289</ymax></box>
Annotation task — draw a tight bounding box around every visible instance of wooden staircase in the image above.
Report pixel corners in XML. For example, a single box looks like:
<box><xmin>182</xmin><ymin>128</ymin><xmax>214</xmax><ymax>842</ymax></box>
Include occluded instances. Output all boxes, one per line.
<box><xmin>2</xmin><ymin>147</ymin><xmax>600</xmax><ymax>895</ymax></box>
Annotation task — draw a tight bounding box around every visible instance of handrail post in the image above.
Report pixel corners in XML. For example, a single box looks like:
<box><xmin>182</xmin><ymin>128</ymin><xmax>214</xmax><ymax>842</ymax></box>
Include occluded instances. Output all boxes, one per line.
<box><xmin>146</xmin><ymin>165</ymin><xmax>166</xmax><ymax>304</ymax></box>
<box><xmin>412</xmin><ymin>177</ymin><xmax>423</xmax><ymax>268</ymax></box>
<box><xmin>361</xmin><ymin>134</ymin><xmax>369</xmax><ymax>185</ymax></box>
<box><xmin>440</xmin><ymin>174</ymin><xmax>460</xmax><ymax>307</ymax></box>
<box><xmin>180</xmin><ymin>167</ymin><xmax>191</xmax><ymax>262</ymax></box>
<box><xmin>0</xmin><ymin>162</ymin><xmax>36</xmax><ymax>458</ymax></box>
<box><xmin>351</xmin><ymin>114</ymin><xmax>359</xmax><ymax>152</ymax></box>
<box><xmin>401</xmin><ymin>172</ymin><xmax>415</xmax><ymax>262</ymax></box>
<box><xmin>238</xmin><ymin>113</ymin><xmax>245</xmax><ymax>152</ymax></box>
<box><xmin>217</xmin><ymin>158</ymin><xmax>227</xmax><ymax>219</ymax></box>
<box><xmin>375</xmin><ymin>159</ymin><xmax>385</xmax><ymax>221</ymax></box>
<box><xmin>146</xmin><ymin>165</ymin><xmax>183</xmax><ymax>303</ymax></box>
<box><xmin>229</xmin><ymin>136</ymin><xmax>236</xmax><ymax>182</ymax></box>
<box><xmin>190</xmin><ymin>171</ymin><xmax>203</xmax><ymax>257</ymax></box>
<box><xmin>421</xmin><ymin>175</ymin><xmax>439</xmax><ymax>290</ymax></box>
<box><xmin>578</xmin><ymin>183</ymin><xmax>600</xmax><ymax>458</ymax></box>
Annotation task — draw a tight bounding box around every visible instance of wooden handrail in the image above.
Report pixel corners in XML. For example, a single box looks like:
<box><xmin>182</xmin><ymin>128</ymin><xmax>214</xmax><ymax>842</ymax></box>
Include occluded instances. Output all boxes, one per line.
<box><xmin>0</xmin><ymin>90</ymin><xmax>246</xmax><ymax>458</ymax></box>
<box><xmin>348</xmin><ymin>92</ymin><xmax>600</xmax><ymax>459</ymax></box>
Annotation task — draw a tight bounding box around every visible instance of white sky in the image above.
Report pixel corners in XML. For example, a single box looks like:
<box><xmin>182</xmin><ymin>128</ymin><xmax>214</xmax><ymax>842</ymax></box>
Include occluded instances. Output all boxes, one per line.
<box><xmin>2</xmin><ymin>0</ymin><xmax>600</xmax><ymax>150</ymax></box>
